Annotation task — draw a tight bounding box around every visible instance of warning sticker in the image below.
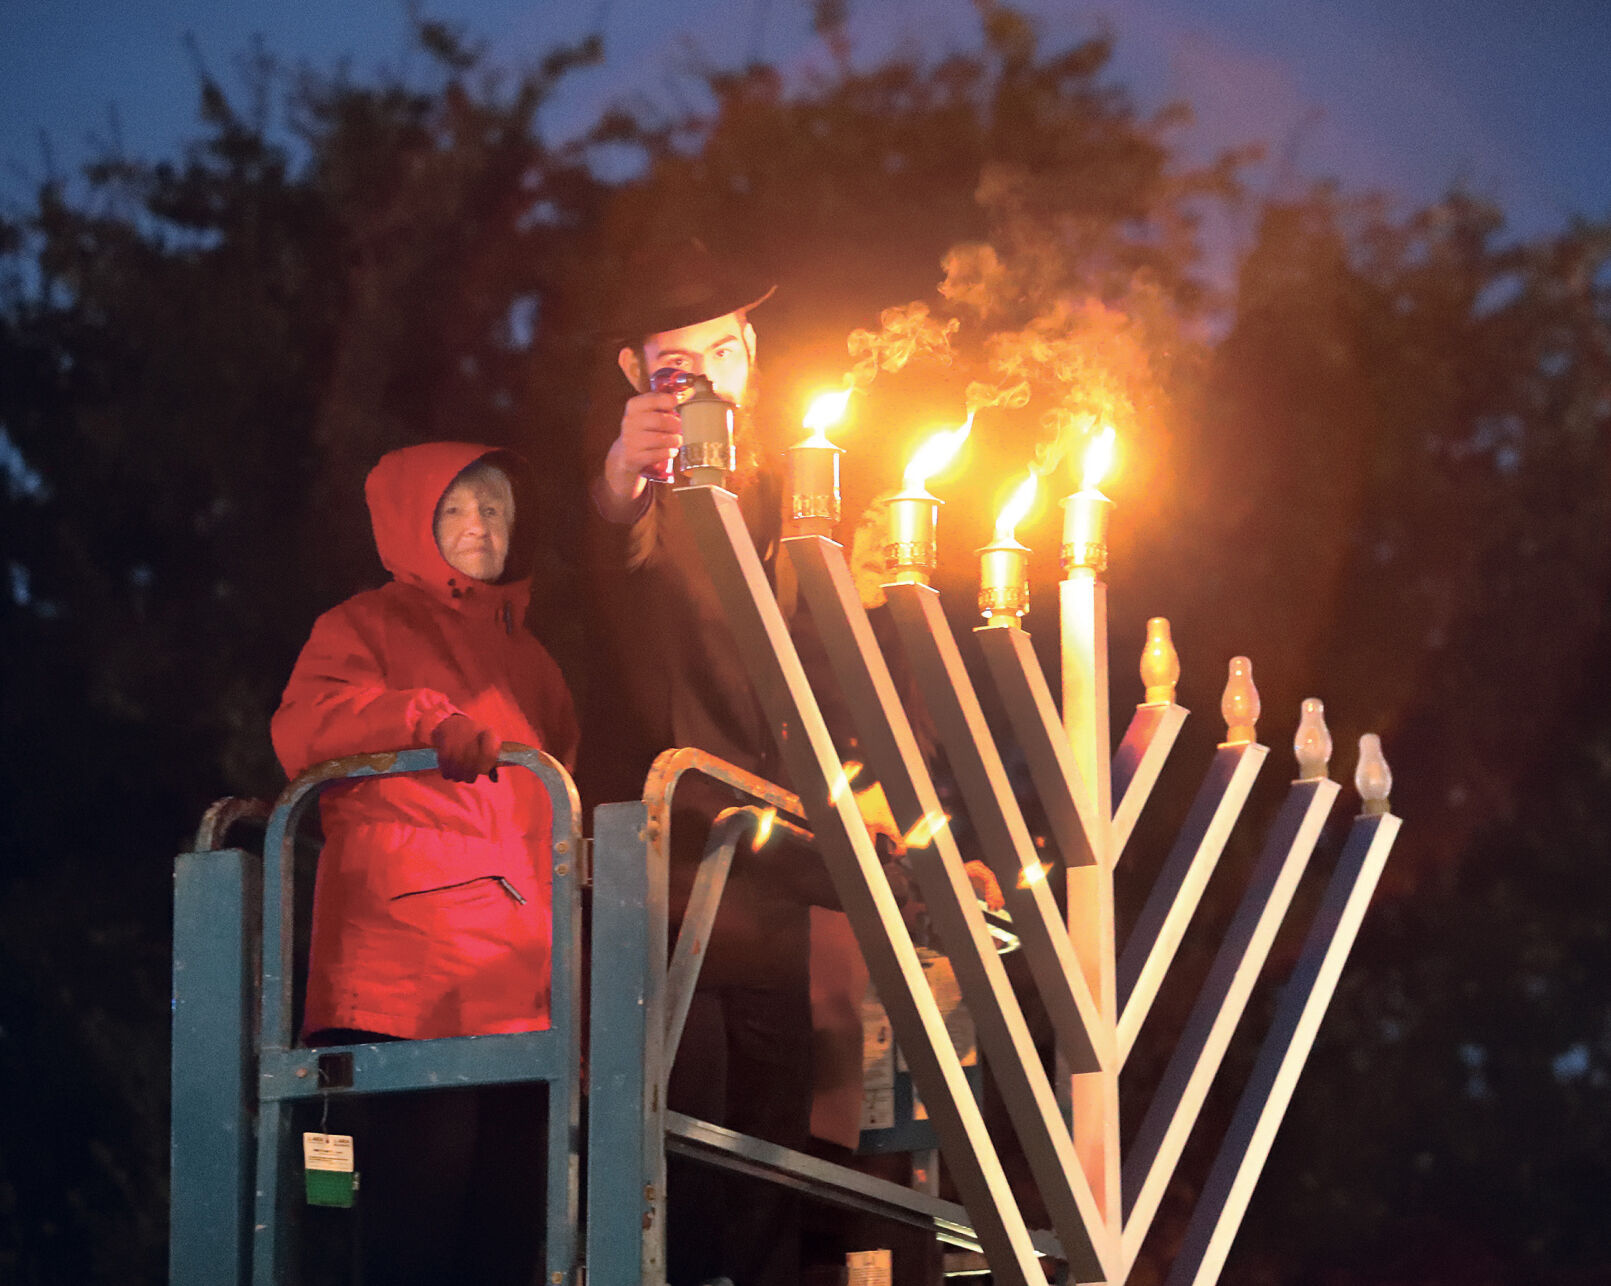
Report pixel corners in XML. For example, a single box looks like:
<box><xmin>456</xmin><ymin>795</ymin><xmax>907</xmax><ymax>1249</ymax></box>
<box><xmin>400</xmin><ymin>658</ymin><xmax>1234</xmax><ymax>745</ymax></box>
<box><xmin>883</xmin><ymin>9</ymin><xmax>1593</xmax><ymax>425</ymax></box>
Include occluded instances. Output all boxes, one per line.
<box><xmin>302</xmin><ymin>1133</ymin><xmax>354</xmax><ymax>1173</ymax></box>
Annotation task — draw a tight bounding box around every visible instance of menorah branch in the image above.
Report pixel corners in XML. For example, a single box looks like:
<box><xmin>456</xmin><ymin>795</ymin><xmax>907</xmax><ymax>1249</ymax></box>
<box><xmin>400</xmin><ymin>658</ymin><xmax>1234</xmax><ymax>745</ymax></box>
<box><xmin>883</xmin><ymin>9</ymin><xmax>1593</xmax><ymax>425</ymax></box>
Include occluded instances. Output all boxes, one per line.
<box><xmin>1112</xmin><ymin>703</ymin><xmax>1189</xmax><ymax>860</ymax></box>
<box><xmin>883</xmin><ymin>581</ymin><xmax>1109</xmax><ymax>1077</ymax></box>
<box><xmin>789</xmin><ymin>537</ymin><xmax>1110</xmax><ymax>1281</ymax></box>
<box><xmin>1164</xmin><ymin>812</ymin><xmax>1402</xmax><ymax>1286</ymax></box>
<box><xmin>679</xmin><ymin>488</ymin><xmax>1047</xmax><ymax>1286</ymax></box>
<box><xmin>1117</xmin><ymin>744</ymin><xmax>1269</xmax><ymax>1063</ymax></box>
<box><xmin>974</xmin><ymin>623</ymin><xmax>1099</xmax><ymax>868</ymax></box>
<box><xmin>1121</xmin><ymin>778</ymin><xmax>1339</xmax><ymax>1268</ymax></box>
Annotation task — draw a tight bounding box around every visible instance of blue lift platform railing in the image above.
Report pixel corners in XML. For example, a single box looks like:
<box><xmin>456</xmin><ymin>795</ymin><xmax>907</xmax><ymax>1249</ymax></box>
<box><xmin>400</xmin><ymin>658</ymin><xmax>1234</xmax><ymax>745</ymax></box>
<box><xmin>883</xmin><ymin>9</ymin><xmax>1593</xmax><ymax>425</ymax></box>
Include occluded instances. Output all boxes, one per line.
<box><xmin>170</xmin><ymin>744</ymin><xmax>584</xmax><ymax>1286</ymax></box>
<box><xmin>172</xmin><ymin>744</ymin><xmax>1055</xmax><ymax>1284</ymax></box>
<box><xmin>585</xmin><ymin>747</ymin><xmax>1053</xmax><ymax>1286</ymax></box>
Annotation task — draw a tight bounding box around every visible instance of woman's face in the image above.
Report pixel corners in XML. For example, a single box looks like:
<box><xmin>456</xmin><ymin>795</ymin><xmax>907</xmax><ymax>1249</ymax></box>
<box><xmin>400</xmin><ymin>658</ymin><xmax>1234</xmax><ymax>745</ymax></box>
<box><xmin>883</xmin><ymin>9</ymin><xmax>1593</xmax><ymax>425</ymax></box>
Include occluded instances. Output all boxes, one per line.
<box><xmin>434</xmin><ymin>477</ymin><xmax>513</xmax><ymax>582</ymax></box>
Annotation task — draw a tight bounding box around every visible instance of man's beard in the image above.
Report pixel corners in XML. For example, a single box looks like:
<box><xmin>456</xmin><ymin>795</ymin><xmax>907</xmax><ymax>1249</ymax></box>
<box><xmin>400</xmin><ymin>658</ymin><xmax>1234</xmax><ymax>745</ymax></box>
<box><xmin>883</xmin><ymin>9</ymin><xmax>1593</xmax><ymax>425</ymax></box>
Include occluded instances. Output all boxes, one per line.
<box><xmin>728</xmin><ymin>367</ymin><xmax>763</xmax><ymax>483</ymax></box>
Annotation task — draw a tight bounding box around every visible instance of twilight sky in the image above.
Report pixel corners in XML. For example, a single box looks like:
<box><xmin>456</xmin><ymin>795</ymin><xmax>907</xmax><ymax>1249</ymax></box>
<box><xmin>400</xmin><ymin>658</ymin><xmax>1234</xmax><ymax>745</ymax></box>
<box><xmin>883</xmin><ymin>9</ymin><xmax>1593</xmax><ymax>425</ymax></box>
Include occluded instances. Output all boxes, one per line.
<box><xmin>2</xmin><ymin>0</ymin><xmax>1608</xmax><ymax>241</ymax></box>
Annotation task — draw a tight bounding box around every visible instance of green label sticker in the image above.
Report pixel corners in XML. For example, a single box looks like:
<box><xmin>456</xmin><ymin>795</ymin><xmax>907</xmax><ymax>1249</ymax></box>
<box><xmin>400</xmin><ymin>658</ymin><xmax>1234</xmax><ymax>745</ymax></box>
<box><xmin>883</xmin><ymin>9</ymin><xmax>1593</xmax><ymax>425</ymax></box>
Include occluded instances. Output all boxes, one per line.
<box><xmin>303</xmin><ymin>1132</ymin><xmax>356</xmax><ymax>1208</ymax></box>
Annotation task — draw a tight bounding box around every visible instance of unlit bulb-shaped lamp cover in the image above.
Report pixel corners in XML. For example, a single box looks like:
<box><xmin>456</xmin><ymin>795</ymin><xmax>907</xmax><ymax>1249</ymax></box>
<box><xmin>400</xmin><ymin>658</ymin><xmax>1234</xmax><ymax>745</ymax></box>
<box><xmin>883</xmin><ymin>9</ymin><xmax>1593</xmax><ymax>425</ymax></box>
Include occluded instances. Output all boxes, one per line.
<box><xmin>1293</xmin><ymin>698</ymin><xmax>1332</xmax><ymax>781</ymax></box>
<box><xmin>1140</xmin><ymin>617</ymin><xmax>1181</xmax><ymax>704</ymax></box>
<box><xmin>1355</xmin><ymin>733</ymin><xmax>1392</xmax><ymax>815</ymax></box>
<box><xmin>1221</xmin><ymin>656</ymin><xmax>1260</xmax><ymax>744</ymax></box>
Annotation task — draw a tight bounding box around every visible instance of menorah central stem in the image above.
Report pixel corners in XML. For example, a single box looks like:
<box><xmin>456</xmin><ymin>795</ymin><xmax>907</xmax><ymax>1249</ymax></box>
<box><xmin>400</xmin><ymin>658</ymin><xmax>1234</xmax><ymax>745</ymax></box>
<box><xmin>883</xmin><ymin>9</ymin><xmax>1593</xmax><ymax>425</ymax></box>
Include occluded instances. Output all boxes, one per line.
<box><xmin>1061</xmin><ymin>568</ymin><xmax>1121</xmax><ymax>1234</ymax></box>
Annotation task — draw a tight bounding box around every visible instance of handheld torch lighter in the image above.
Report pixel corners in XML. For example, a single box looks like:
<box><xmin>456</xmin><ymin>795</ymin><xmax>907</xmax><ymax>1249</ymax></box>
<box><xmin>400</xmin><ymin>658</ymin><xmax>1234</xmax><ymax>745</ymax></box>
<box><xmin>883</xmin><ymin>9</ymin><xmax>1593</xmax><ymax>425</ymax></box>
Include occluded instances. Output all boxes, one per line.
<box><xmin>674</xmin><ymin>374</ymin><xmax>735</xmax><ymax>488</ymax></box>
<box><xmin>643</xmin><ymin>367</ymin><xmax>734</xmax><ymax>488</ymax></box>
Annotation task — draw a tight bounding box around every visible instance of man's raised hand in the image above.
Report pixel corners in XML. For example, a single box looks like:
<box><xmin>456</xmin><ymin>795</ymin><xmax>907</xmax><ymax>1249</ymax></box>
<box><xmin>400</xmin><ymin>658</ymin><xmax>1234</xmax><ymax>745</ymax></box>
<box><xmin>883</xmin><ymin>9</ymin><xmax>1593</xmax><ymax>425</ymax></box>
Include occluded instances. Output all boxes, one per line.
<box><xmin>600</xmin><ymin>391</ymin><xmax>682</xmax><ymax>513</ymax></box>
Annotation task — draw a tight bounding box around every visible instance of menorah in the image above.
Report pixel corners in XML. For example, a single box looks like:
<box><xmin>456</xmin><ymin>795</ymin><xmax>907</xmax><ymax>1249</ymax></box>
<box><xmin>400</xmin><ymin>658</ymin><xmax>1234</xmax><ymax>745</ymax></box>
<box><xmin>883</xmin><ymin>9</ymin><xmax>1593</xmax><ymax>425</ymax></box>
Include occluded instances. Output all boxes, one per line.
<box><xmin>165</xmin><ymin>426</ymin><xmax>1401</xmax><ymax>1285</ymax></box>
<box><xmin>676</xmin><ymin>456</ymin><xmax>1402</xmax><ymax>1284</ymax></box>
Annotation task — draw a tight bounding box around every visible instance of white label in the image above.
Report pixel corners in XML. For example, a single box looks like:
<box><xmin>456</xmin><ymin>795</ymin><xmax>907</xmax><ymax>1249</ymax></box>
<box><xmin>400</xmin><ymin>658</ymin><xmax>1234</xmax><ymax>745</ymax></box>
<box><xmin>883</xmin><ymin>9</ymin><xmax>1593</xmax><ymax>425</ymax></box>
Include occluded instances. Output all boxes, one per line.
<box><xmin>302</xmin><ymin>1132</ymin><xmax>355</xmax><ymax>1173</ymax></box>
<box><xmin>860</xmin><ymin>985</ymin><xmax>898</xmax><ymax>1130</ymax></box>
<box><xmin>861</xmin><ymin>993</ymin><xmax>895</xmax><ymax>1090</ymax></box>
<box><xmin>860</xmin><ymin>1084</ymin><xmax>895</xmax><ymax>1131</ymax></box>
<box><xmin>847</xmin><ymin>1248</ymin><xmax>892</xmax><ymax>1286</ymax></box>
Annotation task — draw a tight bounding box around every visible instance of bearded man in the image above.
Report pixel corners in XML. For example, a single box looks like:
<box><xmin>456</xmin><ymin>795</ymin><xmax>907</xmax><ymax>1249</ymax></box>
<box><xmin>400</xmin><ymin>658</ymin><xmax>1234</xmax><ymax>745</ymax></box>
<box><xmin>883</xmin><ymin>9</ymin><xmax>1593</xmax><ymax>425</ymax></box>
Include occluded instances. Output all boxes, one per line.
<box><xmin>578</xmin><ymin>239</ymin><xmax>824</xmax><ymax>1286</ymax></box>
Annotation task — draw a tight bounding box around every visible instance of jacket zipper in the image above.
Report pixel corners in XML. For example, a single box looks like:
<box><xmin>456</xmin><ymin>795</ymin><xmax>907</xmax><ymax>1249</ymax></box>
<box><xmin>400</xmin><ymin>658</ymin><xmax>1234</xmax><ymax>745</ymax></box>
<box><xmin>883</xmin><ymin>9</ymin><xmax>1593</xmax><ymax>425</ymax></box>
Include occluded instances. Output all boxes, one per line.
<box><xmin>390</xmin><ymin>875</ymin><xmax>527</xmax><ymax>905</ymax></box>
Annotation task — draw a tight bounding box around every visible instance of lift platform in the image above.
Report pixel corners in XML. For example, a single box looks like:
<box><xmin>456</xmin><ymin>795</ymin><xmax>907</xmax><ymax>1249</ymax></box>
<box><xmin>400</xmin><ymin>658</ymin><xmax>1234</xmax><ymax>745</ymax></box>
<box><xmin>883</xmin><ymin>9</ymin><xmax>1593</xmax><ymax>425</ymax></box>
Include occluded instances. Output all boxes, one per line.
<box><xmin>171</xmin><ymin>746</ymin><xmax>1039</xmax><ymax>1285</ymax></box>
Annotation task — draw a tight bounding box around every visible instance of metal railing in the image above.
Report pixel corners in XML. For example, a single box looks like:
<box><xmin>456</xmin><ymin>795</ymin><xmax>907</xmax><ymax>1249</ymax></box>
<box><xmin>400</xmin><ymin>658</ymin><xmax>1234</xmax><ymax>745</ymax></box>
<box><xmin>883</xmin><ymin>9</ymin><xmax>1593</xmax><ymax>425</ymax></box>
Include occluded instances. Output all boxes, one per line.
<box><xmin>171</xmin><ymin>744</ymin><xmax>582</xmax><ymax>1286</ymax></box>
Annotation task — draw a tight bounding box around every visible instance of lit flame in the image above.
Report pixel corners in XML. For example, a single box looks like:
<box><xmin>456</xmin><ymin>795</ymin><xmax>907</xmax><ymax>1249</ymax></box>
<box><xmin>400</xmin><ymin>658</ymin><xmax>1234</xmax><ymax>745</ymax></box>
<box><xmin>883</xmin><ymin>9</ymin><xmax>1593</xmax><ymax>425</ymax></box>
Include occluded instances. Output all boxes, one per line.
<box><xmin>751</xmin><ymin>807</ymin><xmax>777</xmax><ymax>851</ymax></box>
<box><xmin>802</xmin><ymin>389</ymin><xmax>853</xmax><ymax>446</ymax></box>
<box><xmin>902</xmin><ymin>811</ymin><xmax>950</xmax><ymax>849</ymax></box>
<box><xmin>1017</xmin><ymin>860</ymin><xmax>1051</xmax><ymax>889</ymax></box>
<box><xmin>901</xmin><ymin>412</ymin><xmax>974</xmax><ymax>492</ymax></box>
<box><xmin>1081</xmin><ymin>426</ymin><xmax>1116</xmax><ymax>491</ymax></box>
<box><xmin>992</xmin><ymin>470</ymin><xmax>1039</xmax><ymax>544</ymax></box>
<box><xmin>828</xmin><ymin>760</ymin><xmax>865</xmax><ymax>806</ymax></box>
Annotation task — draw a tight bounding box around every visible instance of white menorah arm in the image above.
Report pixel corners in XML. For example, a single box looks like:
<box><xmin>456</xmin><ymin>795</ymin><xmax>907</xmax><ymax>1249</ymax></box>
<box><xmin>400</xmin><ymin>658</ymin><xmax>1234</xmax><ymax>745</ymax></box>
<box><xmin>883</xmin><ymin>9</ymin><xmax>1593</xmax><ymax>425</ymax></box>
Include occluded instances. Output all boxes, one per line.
<box><xmin>974</xmin><ymin>623</ymin><xmax>1101</xmax><ymax>868</ymax></box>
<box><xmin>1111</xmin><ymin>702</ymin><xmax>1190</xmax><ymax>861</ymax></box>
<box><xmin>1164</xmin><ymin>811</ymin><xmax>1402</xmax><ymax>1286</ymax></box>
<box><xmin>789</xmin><ymin>537</ymin><xmax>1112</xmax><ymax>1282</ymax></box>
<box><xmin>1116</xmin><ymin>744</ymin><xmax>1269</xmax><ymax>1063</ymax></box>
<box><xmin>681</xmin><ymin>489</ymin><xmax>1046</xmax><ymax>1286</ymax></box>
<box><xmin>1121</xmin><ymin>777</ymin><xmax>1339</xmax><ymax>1270</ymax></box>
<box><xmin>882</xmin><ymin>583</ymin><xmax>1110</xmax><ymax>1078</ymax></box>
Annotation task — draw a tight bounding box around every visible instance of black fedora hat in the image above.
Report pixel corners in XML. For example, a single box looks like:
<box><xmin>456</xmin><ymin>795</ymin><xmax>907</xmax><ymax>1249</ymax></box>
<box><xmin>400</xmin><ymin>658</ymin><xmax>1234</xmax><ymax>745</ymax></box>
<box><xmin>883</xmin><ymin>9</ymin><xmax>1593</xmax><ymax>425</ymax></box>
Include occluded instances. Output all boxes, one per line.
<box><xmin>606</xmin><ymin>237</ymin><xmax>776</xmax><ymax>344</ymax></box>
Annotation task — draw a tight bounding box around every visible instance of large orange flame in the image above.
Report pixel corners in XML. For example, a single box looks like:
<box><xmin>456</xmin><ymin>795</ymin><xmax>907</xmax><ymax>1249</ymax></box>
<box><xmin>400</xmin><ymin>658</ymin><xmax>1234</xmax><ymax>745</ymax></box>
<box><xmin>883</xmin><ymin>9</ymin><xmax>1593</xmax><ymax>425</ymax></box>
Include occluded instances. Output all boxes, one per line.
<box><xmin>993</xmin><ymin>470</ymin><xmax>1039</xmax><ymax>544</ymax></box>
<box><xmin>801</xmin><ymin>389</ymin><xmax>853</xmax><ymax>447</ymax></box>
<box><xmin>901</xmin><ymin>412</ymin><xmax>974</xmax><ymax>492</ymax></box>
<box><xmin>1081</xmin><ymin>426</ymin><xmax>1117</xmax><ymax>491</ymax></box>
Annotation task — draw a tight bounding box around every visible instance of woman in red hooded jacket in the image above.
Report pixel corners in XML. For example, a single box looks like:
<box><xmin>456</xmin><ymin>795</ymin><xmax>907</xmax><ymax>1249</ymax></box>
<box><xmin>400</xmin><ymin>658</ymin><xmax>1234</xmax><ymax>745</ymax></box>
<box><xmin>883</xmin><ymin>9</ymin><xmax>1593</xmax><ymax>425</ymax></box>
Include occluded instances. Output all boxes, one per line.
<box><xmin>272</xmin><ymin>443</ymin><xmax>578</xmax><ymax>1284</ymax></box>
<box><xmin>273</xmin><ymin>440</ymin><xmax>578</xmax><ymax>1043</ymax></box>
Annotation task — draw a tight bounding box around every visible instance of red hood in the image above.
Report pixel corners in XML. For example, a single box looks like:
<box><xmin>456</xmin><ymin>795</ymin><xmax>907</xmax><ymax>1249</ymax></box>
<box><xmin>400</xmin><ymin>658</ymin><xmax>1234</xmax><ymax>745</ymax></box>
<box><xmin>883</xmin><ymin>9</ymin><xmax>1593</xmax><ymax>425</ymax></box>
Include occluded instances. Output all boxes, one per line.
<box><xmin>364</xmin><ymin>442</ymin><xmax>532</xmax><ymax>606</ymax></box>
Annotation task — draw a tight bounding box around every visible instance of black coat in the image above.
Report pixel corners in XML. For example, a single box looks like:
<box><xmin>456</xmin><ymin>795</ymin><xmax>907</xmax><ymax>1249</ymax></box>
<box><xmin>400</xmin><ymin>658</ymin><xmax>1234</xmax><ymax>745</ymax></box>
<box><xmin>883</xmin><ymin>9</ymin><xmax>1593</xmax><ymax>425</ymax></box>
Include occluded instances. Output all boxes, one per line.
<box><xmin>579</xmin><ymin>463</ymin><xmax>839</xmax><ymax>986</ymax></box>
<box><xmin>579</xmin><ymin>465</ymin><xmax>789</xmax><ymax>811</ymax></box>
